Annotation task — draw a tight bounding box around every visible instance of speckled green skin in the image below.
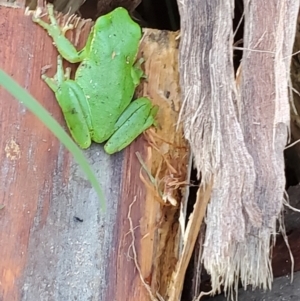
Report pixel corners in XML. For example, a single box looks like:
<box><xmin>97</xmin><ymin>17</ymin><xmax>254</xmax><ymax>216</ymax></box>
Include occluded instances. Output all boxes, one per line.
<box><xmin>32</xmin><ymin>5</ymin><xmax>157</xmax><ymax>154</ymax></box>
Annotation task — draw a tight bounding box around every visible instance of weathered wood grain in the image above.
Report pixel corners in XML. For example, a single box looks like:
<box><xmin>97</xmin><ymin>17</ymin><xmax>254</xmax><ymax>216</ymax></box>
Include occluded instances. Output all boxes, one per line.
<box><xmin>116</xmin><ymin>29</ymin><xmax>187</xmax><ymax>299</ymax></box>
<box><xmin>0</xmin><ymin>6</ymin><xmax>122</xmax><ymax>301</ymax></box>
<box><xmin>177</xmin><ymin>0</ymin><xmax>299</xmax><ymax>299</ymax></box>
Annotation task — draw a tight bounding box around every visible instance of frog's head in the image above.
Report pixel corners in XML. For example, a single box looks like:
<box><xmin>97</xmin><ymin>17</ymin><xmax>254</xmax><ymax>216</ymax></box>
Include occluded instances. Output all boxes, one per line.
<box><xmin>93</xmin><ymin>7</ymin><xmax>142</xmax><ymax>45</ymax></box>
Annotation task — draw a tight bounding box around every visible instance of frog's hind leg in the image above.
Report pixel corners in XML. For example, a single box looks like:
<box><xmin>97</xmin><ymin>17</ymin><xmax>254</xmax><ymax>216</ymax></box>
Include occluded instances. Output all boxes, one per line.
<box><xmin>104</xmin><ymin>97</ymin><xmax>157</xmax><ymax>154</ymax></box>
<box><xmin>56</xmin><ymin>80</ymin><xmax>93</xmax><ymax>149</ymax></box>
<box><xmin>41</xmin><ymin>55</ymin><xmax>93</xmax><ymax>149</ymax></box>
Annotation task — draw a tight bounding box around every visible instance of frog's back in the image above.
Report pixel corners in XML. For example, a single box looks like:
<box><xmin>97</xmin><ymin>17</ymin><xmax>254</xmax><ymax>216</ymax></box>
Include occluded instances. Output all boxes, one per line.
<box><xmin>90</xmin><ymin>8</ymin><xmax>142</xmax><ymax>63</ymax></box>
<box><xmin>76</xmin><ymin>8</ymin><xmax>143</xmax><ymax>142</ymax></box>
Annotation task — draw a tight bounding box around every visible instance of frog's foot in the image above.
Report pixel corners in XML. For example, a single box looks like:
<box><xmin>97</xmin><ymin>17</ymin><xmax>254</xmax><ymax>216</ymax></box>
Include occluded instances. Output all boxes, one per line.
<box><xmin>62</xmin><ymin>23</ymin><xmax>74</xmax><ymax>35</ymax></box>
<box><xmin>134</xmin><ymin>57</ymin><xmax>145</xmax><ymax>68</ymax></box>
<box><xmin>42</xmin><ymin>55</ymin><xmax>68</xmax><ymax>92</ymax></box>
<box><xmin>150</xmin><ymin>105</ymin><xmax>159</xmax><ymax>128</ymax></box>
<box><xmin>32</xmin><ymin>4</ymin><xmax>84</xmax><ymax>63</ymax></box>
<box><xmin>32</xmin><ymin>7</ymin><xmax>45</xmax><ymax>23</ymax></box>
<box><xmin>42</xmin><ymin>74</ymin><xmax>58</xmax><ymax>92</ymax></box>
<box><xmin>32</xmin><ymin>4</ymin><xmax>69</xmax><ymax>37</ymax></box>
<box><xmin>132</xmin><ymin>57</ymin><xmax>146</xmax><ymax>85</ymax></box>
<box><xmin>64</xmin><ymin>67</ymin><xmax>72</xmax><ymax>80</ymax></box>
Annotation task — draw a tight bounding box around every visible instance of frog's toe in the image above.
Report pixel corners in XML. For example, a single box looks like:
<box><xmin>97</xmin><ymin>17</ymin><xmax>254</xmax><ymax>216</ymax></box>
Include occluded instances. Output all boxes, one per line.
<box><xmin>46</xmin><ymin>3</ymin><xmax>55</xmax><ymax>16</ymax></box>
<box><xmin>62</xmin><ymin>24</ymin><xmax>74</xmax><ymax>35</ymax></box>
<box><xmin>32</xmin><ymin>7</ymin><xmax>43</xmax><ymax>22</ymax></box>
<box><xmin>64</xmin><ymin>67</ymin><xmax>72</xmax><ymax>80</ymax></box>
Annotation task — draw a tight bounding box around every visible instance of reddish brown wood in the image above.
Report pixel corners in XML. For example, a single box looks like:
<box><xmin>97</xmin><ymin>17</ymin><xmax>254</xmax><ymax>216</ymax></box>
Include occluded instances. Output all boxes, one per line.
<box><xmin>0</xmin><ymin>6</ymin><xmax>61</xmax><ymax>300</ymax></box>
<box><xmin>0</xmin><ymin>5</ymin><xmax>126</xmax><ymax>301</ymax></box>
<box><xmin>0</xmin><ymin>5</ymin><xmax>185</xmax><ymax>301</ymax></box>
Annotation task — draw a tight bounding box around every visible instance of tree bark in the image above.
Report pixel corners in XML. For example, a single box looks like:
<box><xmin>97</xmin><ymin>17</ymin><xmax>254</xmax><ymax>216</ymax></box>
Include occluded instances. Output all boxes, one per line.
<box><xmin>177</xmin><ymin>0</ymin><xmax>299</xmax><ymax>298</ymax></box>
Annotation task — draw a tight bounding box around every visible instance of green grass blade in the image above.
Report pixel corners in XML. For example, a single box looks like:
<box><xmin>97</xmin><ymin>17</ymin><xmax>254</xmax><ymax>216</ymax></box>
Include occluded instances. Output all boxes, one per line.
<box><xmin>0</xmin><ymin>69</ymin><xmax>106</xmax><ymax>210</ymax></box>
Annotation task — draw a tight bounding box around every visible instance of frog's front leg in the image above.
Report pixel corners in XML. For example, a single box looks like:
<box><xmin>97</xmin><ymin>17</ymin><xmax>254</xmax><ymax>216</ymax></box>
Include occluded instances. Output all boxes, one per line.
<box><xmin>32</xmin><ymin>4</ymin><xmax>87</xmax><ymax>63</ymax></box>
<box><xmin>104</xmin><ymin>98</ymin><xmax>158</xmax><ymax>154</ymax></box>
<box><xmin>43</xmin><ymin>56</ymin><xmax>93</xmax><ymax>149</ymax></box>
<box><xmin>131</xmin><ymin>58</ymin><xmax>145</xmax><ymax>85</ymax></box>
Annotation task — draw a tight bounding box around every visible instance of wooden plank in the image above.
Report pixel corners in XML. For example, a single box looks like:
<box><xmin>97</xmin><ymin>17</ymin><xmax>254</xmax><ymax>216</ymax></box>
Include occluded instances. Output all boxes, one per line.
<box><xmin>0</xmin><ymin>5</ymin><xmax>186</xmax><ymax>301</ymax></box>
<box><xmin>0</xmin><ymin>6</ymin><xmax>121</xmax><ymax>301</ymax></box>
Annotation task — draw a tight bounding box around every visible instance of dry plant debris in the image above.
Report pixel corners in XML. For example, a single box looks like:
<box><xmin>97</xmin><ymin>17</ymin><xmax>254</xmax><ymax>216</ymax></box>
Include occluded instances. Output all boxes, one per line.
<box><xmin>177</xmin><ymin>0</ymin><xmax>300</xmax><ymax>299</ymax></box>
